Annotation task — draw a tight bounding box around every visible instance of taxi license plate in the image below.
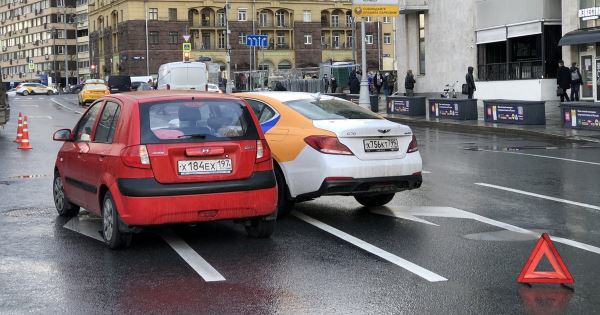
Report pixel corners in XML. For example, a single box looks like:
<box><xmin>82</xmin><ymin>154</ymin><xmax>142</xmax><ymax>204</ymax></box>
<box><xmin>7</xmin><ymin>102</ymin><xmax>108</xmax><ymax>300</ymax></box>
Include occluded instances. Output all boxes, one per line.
<box><xmin>363</xmin><ymin>139</ymin><xmax>399</xmax><ymax>152</ymax></box>
<box><xmin>178</xmin><ymin>159</ymin><xmax>232</xmax><ymax>175</ymax></box>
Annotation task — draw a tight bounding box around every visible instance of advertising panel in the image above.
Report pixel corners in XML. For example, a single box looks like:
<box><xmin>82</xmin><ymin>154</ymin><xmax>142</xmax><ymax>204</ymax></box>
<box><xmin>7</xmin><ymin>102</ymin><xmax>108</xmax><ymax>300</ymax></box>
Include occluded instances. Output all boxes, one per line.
<box><xmin>352</xmin><ymin>0</ymin><xmax>398</xmax><ymax>17</ymax></box>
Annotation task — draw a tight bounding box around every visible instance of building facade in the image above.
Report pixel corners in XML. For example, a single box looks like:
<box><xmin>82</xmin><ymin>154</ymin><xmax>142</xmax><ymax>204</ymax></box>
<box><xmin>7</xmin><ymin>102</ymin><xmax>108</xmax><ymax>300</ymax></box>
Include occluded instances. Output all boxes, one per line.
<box><xmin>87</xmin><ymin>0</ymin><xmax>386</xmax><ymax>83</ymax></box>
<box><xmin>395</xmin><ymin>0</ymin><xmax>565</xmax><ymax>101</ymax></box>
<box><xmin>0</xmin><ymin>0</ymin><xmax>79</xmax><ymax>87</ymax></box>
<box><xmin>75</xmin><ymin>0</ymin><xmax>90</xmax><ymax>80</ymax></box>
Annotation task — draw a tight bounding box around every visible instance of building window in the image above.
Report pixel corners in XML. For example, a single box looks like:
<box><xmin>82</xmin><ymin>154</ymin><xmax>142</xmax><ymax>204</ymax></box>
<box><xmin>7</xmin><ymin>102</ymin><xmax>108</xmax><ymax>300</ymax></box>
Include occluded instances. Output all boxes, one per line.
<box><xmin>259</xmin><ymin>12</ymin><xmax>268</xmax><ymax>27</ymax></box>
<box><xmin>168</xmin><ymin>8</ymin><xmax>177</xmax><ymax>21</ymax></box>
<box><xmin>218</xmin><ymin>31</ymin><xmax>226</xmax><ymax>49</ymax></box>
<box><xmin>365</xmin><ymin>16</ymin><xmax>372</xmax><ymax>22</ymax></box>
<box><xmin>365</xmin><ymin>34</ymin><xmax>373</xmax><ymax>45</ymax></box>
<box><xmin>238</xmin><ymin>9</ymin><xmax>247</xmax><ymax>21</ymax></box>
<box><xmin>276</xmin><ymin>10</ymin><xmax>286</xmax><ymax>27</ymax></box>
<box><xmin>418</xmin><ymin>12</ymin><xmax>425</xmax><ymax>75</ymax></box>
<box><xmin>383</xmin><ymin>16</ymin><xmax>391</xmax><ymax>24</ymax></box>
<box><xmin>276</xmin><ymin>31</ymin><xmax>286</xmax><ymax>48</ymax></box>
<box><xmin>217</xmin><ymin>11</ymin><xmax>226</xmax><ymax>27</ymax></box>
<box><xmin>384</xmin><ymin>33</ymin><xmax>391</xmax><ymax>45</ymax></box>
<box><xmin>303</xmin><ymin>10</ymin><xmax>311</xmax><ymax>22</ymax></box>
<box><xmin>148</xmin><ymin>8</ymin><xmax>158</xmax><ymax>21</ymax></box>
<box><xmin>332</xmin><ymin>34</ymin><xmax>340</xmax><ymax>48</ymax></box>
<box><xmin>346</xmin><ymin>14</ymin><xmax>352</xmax><ymax>26</ymax></box>
<box><xmin>347</xmin><ymin>34</ymin><xmax>353</xmax><ymax>48</ymax></box>
<box><xmin>331</xmin><ymin>14</ymin><xmax>339</xmax><ymax>27</ymax></box>
<box><xmin>238</xmin><ymin>32</ymin><xmax>247</xmax><ymax>44</ymax></box>
<box><xmin>168</xmin><ymin>31</ymin><xmax>178</xmax><ymax>44</ymax></box>
<box><xmin>304</xmin><ymin>34</ymin><xmax>312</xmax><ymax>45</ymax></box>
<box><xmin>149</xmin><ymin>31</ymin><xmax>159</xmax><ymax>44</ymax></box>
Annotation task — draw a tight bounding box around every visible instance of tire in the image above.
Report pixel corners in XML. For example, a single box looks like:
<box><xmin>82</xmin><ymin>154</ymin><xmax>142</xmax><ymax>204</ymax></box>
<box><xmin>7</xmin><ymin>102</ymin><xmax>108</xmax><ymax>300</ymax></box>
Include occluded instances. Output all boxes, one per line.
<box><xmin>354</xmin><ymin>193</ymin><xmax>396</xmax><ymax>207</ymax></box>
<box><xmin>274</xmin><ymin>166</ymin><xmax>294</xmax><ymax>218</ymax></box>
<box><xmin>245</xmin><ymin>218</ymin><xmax>276</xmax><ymax>238</ymax></box>
<box><xmin>102</xmin><ymin>192</ymin><xmax>132</xmax><ymax>249</ymax></box>
<box><xmin>53</xmin><ymin>173</ymin><xmax>80</xmax><ymax>217</ymax></box>
<box><xmin>22</xmin><ymin>90</ymin><xmax>29</xmax><ymax>96</ymax></box>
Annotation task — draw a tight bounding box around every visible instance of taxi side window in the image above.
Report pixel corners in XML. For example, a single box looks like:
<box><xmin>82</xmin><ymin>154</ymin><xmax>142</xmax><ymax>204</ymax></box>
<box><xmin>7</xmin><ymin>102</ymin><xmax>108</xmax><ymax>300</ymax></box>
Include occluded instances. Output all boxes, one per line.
<box><xmin>74</xmin><ymin>102</ymin><xmax>102</xmax><ymax>142</ymax></box>
<box><xmin>245</xmin><ymin>99</ymin><xmax>277</xmax><ymax>123</ymax></box>
<box><xmin>94</xmin><ymin>101</ymin><xmax>120</xmax><ymax>143</ymax></box>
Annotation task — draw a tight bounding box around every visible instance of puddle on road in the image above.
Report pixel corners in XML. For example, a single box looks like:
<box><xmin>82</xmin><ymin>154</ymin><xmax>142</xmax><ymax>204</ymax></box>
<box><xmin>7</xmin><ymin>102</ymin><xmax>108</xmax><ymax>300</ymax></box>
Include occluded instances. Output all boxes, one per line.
<box><xmin>462</xmin><ymin>230</ymin><xmax>546</xmax><ymax>242</ymax></box>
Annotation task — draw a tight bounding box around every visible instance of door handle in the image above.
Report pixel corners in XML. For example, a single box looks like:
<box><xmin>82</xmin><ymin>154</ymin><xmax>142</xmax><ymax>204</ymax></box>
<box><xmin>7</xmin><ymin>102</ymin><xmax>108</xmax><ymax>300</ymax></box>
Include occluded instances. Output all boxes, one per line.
<box><xmin>99</xmin><ymin>155</ymin><xmax>105</xmax><ymax>161</ymax></box>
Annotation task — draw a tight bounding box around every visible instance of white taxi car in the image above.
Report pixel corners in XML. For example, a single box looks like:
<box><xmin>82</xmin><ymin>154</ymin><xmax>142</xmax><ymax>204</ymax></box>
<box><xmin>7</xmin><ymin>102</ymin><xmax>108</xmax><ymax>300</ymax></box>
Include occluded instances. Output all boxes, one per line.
<box><xmin>237</xmin><ymin>92</ymin><xmax>423</xmax><ymax>216</ymax></box>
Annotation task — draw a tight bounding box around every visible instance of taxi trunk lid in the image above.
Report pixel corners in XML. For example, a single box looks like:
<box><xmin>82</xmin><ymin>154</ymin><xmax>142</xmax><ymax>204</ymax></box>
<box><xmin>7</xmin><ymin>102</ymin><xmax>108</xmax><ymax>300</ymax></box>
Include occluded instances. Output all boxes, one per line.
<box><xmin>312</xmin><ymin>119</ymin><xmax>413</xmax><ymax>160</ymax></box>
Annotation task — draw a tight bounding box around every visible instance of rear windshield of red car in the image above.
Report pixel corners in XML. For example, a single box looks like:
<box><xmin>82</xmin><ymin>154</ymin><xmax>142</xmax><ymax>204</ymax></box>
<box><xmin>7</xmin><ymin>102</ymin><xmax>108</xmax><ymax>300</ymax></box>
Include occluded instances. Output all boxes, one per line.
<box><xmin>139</xmin><ymin>99</ymin><xmax>259</xmax><ymax>144</ymax></box>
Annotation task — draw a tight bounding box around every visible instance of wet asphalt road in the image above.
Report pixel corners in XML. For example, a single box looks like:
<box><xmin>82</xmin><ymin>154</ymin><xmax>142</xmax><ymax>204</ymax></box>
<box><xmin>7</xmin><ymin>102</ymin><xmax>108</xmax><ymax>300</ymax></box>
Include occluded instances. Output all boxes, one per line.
<box><xmin>1</xmin><ymin>94</ymin><xmax>600</xmax><ymax>314</ymax></box>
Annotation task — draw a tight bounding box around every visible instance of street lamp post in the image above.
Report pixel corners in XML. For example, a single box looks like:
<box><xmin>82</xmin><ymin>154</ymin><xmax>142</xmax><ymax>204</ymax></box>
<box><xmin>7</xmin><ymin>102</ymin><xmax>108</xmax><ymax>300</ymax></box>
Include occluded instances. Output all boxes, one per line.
<box><xmin>225</xmin><ymin>0</ymin><xmax>233</xmax><ymax>94</ymax></box>
<box><xmin>358</xmin><ymin>17</ymin><xmax>370</xmax><ymax>109</ymax></box>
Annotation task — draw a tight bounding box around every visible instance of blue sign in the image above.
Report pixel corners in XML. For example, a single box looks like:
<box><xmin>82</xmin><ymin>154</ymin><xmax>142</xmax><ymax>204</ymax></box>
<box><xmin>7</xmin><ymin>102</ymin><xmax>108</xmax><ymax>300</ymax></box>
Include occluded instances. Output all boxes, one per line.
<box><xmin>246</xmin><ymin>35</ymin><xmax>268</xmax><ymax>48</ymax></box>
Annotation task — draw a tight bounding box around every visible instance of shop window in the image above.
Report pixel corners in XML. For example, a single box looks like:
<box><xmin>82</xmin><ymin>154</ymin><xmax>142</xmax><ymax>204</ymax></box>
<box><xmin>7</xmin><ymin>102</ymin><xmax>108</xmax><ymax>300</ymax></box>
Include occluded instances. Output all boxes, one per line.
<box><xmin>418</xmin><ymin>12</ymin><xmax>425</xmax><ymax>75</ymax></box>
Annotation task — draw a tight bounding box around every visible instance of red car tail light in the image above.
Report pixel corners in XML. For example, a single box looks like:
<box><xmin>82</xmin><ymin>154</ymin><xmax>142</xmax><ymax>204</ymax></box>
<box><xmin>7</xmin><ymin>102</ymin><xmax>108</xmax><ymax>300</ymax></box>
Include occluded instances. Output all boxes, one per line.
<box><xmin>256</xmin><ymin>139</ymin><xmax>271</xmax><ymax>163</ymax></box>
<box><xmin>304</xmin><ymin>135</ymin><xmax>354</xmax><ymax>156</ymax></box>
<box><xmin>407</xmin><ymin>135</ymin><xmax>418</xmax><ymax>153</ymax></box>
<box><xmin>121</xmin><ymin>145</ymin><xmax>152</xmax><ymax>169</ymax></box>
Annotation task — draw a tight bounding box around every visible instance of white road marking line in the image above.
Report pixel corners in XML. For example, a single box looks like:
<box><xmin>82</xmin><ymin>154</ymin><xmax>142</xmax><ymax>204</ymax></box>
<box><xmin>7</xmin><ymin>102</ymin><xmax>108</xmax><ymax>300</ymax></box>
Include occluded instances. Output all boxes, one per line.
<box><xmin>18</xmin><ymin>104</ymin><xmax>39</xmax><ymax>107</ymax></box>
<box><xmin>422</xmin><ymin>170</ymin><xmax>432</xmax><ymax>174</ymax></box>
<box><xmin>51</xmin><ymin>99</ymin><xmax>83</xmax><ymax>114</ymax></box>
<box><xmin>292</xmin><ymin>211</ymin><xmax>447</xmax><ymax>282</ymax></box>
<box><xmin>26</xmin><ymin>115</ymin><xmax>53</xmax><ymax>119</ymax></box>
<box><xmin>475</xmin><ymin>183</ymin><xmax>600</xmax><ymax>211</ymax></box>
<box><xmin>480</xmin><ymin>149</ymin><xmax>600</xmax><ymax>166</ymax></box>
<box><xmin>63</xmin><ymin>216</ymin><xmax>104</xmax><ymax>242</ymax></box>
<box><xmin>375</xmin><ymin>206</ymin><xmax>600</xmax><ymax>255</ymax></box>
<box><xmin>159</xmin><ymin>229</ymin><xmax>226</xmax><ymax>282</ymax></box>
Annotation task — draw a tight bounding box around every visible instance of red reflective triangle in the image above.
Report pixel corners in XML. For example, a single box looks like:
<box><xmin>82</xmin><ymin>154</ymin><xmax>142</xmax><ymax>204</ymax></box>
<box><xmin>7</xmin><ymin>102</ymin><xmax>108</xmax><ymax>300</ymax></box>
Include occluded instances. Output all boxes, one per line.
<box><xmin>517</xmin><ymin>233</ymin><xmax>574</xmax><ymax>285</ymax></box>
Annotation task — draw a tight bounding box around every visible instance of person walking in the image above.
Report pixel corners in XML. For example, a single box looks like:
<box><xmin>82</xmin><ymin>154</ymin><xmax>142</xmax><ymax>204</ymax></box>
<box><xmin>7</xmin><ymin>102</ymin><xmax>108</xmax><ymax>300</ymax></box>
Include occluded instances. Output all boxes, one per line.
<box><xmin>273</xmin><ymin>82</ymin><xmax>287</xmax><ymax>91</ymax></box>
<box><xmin>570</xmin><ymin>62</ymin><xmax>582</xmax><ymax>102</ymax></box>
<box><xmin>557</xmin><ymin>60</ymin><xmax>572</xmax><ymax>102</ymax></box>
<box><xmin>465</xmin><ymin>66</ymin><xmax>476</xmax><ymax>99</ymax></box>
<box><xmin>349</xmin><ymin>70</ymin><xmax>360</xmax><ymax>94</ymax></box>
<box><xmin>374</xmin><ymin>71</ymin><xmax>384</xmax><ymax>94</ymax></box>
<box><xmin>330</xmin><ymin>77</ymin><xmax>338</xmax><ymax>93</ymax></box>
<box><xmin>404</xmin><ymin>70</ymin><xmax>416</xmax><ymax>96</ymax></box>
<box><xmin>322</xmin><ymin>74</ymin><xmax>329</xmax><ymax>93</ymax></box>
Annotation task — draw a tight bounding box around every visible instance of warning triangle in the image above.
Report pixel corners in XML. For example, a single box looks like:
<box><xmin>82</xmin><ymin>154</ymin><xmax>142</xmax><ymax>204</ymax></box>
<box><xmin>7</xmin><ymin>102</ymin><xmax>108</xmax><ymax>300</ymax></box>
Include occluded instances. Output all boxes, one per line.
<box><xmin>517</xmin><ymin>233</ymin><xmax>574</xmax><ymax>285</ymax></box>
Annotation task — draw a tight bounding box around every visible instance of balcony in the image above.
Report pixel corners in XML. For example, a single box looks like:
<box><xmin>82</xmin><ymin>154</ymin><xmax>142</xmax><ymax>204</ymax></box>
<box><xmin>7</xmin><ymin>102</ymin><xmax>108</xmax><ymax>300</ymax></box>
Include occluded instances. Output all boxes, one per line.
<box><xmin>321</xmin><ymin>22</ymin><xmax>351</xmax><ymax>29</ymax></box>
<box><xmin>257</xmin><ymin>22</ymin><xmax>293</xmax><ymax>29</ymax></box>
<box><xmin>399</xmin><ymin>0</ymin><xmax>429</xmax><ymax>14</ymax></box>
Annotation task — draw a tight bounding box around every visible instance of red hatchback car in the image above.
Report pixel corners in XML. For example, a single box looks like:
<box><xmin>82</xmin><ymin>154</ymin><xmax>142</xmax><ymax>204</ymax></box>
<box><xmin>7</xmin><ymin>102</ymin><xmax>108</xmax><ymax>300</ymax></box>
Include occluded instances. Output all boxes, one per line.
<box><xmin>53</xmin><ymin>91</ymin><xmax>278</xmax><ymax>248</ymax></box>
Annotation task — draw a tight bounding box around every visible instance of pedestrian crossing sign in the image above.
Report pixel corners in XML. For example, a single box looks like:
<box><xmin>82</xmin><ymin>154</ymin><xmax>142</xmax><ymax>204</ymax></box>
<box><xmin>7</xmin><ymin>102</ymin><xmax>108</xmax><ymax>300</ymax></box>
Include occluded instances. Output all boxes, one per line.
<box><xmin>182</xmin><ymin>43</ymin><xmax>192</xmax><ymax>53</ymax></box>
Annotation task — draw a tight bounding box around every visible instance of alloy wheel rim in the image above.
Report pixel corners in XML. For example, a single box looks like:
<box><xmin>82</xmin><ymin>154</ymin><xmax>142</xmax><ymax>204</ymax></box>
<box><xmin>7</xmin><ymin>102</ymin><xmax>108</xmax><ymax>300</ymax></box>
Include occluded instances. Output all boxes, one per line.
<box><xmin>103</xmin><ymin>199</ymin><xmax>114</xmax><ymax>241</ymax></box>
<box><xmin>53</xmin><ymin>177</ymin><xmax>64</xmax><ymax>211</ymax></box>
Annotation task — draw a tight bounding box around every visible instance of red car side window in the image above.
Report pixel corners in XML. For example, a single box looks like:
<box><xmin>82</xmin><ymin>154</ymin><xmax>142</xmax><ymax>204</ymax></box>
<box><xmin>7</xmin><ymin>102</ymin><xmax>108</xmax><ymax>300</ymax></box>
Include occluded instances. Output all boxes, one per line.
<box><xmin>74</xmin><ymin>102</ymin><xmax>102</xmax><ymax>142</ymax></box>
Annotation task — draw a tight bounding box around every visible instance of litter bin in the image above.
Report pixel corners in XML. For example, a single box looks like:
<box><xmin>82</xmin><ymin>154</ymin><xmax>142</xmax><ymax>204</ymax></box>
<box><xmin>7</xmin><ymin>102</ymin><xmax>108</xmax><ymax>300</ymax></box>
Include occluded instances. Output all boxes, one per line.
<box><xmin>387</xmin><ymin>96</ymin><xmax>426</xmax><ymax>116</ymax></box>
<box><xmin>483</xmin><ymin>99</ymin><xmax>545</xmax><ymax>125</ymax></box>
<box><xmin>428</xmin><ymin>98</ymin><xmax>478</xmax><ymax>120</ymax></box>
<box><xmin>560</xmin><ymin>102</ymin><xmax>600</xmax><ymax>130</ymax></box>
<box><xmin>346</xmin><ymin>94</ymin><xmax>379</xmax><ymax>112</ymax></box>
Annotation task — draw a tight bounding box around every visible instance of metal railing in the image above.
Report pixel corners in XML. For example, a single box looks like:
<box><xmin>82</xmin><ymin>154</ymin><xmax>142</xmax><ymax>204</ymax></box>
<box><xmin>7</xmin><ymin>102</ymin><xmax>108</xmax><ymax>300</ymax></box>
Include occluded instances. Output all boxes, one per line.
<box><xmin>478</xmin><ymin>60</ymin><xmax>543</xmax><ymax>81</ymax></box>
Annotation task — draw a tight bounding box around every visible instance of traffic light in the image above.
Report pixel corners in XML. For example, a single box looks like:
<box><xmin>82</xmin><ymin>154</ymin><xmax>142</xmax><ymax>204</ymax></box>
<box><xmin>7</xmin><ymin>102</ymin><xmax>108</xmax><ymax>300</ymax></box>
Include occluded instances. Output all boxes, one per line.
<box><xmin>183</xmin><ymin>51</ymin><xmax>190</xmax><ymax>62</ymax></box>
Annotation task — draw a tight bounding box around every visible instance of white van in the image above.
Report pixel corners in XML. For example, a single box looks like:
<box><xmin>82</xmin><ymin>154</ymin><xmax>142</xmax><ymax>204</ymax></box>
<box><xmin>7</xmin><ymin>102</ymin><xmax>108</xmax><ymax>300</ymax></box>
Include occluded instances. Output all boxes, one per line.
<box><xmin>157</xmin><ymin>62</ymin><xmax>208</xmax><ymax>91</ymax></box>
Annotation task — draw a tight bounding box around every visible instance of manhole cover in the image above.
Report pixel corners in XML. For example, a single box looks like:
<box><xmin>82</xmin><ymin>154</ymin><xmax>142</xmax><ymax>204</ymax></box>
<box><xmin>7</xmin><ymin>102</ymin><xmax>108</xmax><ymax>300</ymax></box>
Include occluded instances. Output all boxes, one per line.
<box><xmin>2</xmin><ymin>207</ymin><xmax>56</xmax><ymax>218</ymax></box>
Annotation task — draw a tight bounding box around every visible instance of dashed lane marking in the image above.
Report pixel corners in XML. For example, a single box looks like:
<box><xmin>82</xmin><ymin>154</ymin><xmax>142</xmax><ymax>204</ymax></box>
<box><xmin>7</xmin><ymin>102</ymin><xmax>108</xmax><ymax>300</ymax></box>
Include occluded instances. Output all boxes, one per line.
<box><xmin>475</xmin><ymin>183</ymin><xmax>600</xmax><ymax>212</ymax></box>
<box><xmin>292</xmin><ymin>211</ymin><xmax>448</xmax><ymax>282</ymax></box>
<box><xmin>159</xmin><ymin>229</ymin><xmax>226</xmax><ymax>282</ymax></box>
<box><xmin>479</xmin><ymin>149</ymin><xmax>600</xmax><ymax>166</ymax></box>
<box><xmin>63</xmin><ymin>216</ymin><xmax>104</xmax><ymax>242</ymax></box>
<box><xmin>373</xmin><ymin>206</ymin><xmax>600</xmax><ymax>256</ymax></box>
<box><xmin>51</xmin><ymin>99</ymin><xmax>83</xmax><ymax>114</ymax></box>
<box><xmin>26</xmin><ymin>115</ymin><xmax>53</xmax><ymax>119</ymax></box>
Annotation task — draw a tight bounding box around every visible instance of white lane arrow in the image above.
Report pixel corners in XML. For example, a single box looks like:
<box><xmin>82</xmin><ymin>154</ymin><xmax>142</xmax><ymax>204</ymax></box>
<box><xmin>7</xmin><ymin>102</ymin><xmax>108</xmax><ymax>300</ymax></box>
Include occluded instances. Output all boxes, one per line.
<box><xmin>372</xmin><ymin>206</ymin><xmax>600</xmax><ymax>255</ymax></box>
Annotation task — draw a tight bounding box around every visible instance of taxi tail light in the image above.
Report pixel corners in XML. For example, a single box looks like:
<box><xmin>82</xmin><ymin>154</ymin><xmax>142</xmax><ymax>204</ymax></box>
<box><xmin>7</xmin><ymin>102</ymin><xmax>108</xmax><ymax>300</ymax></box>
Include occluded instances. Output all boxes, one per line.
<box><xmin>121</xmin><ymin>145</ymin><xmax>152</xmax><ymax>169</ymax></box>
<box><xmin>407</xmin><ymin>135</ymin><xmax>418</xmax><ymax>153</ymax></box>
<box><xmin>304</xmin><ymin>135</ymin><xmax>354</xmax><ymax>156</ymax></box>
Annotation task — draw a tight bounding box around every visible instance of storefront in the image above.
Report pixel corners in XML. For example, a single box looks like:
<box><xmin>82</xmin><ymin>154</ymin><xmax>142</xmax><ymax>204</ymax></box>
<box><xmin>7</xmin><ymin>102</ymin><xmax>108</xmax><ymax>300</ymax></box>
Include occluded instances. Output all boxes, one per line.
<box><xmin>559</xmin><ymin>1</ymin><xmax>600</xmax><ymax>102</ymax></box>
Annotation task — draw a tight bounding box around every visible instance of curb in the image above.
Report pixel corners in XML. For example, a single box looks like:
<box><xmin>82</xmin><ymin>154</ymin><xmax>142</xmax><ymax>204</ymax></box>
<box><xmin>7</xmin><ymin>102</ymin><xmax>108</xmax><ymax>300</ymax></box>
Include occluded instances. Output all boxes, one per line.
<box><xmin>384</xmin><ymin>115</ymin><xmax>600</xmax><ymax>144</ymax></box>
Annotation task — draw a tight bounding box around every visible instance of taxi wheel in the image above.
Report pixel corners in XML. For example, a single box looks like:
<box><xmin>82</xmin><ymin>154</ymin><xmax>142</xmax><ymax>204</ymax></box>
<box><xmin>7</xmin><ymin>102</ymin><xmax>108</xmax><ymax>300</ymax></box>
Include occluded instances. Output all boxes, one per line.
<box><xmin>354</xmin><ymin>193</ymin><xmax>396</xmax><ymax>207</ymax></box>
<box><xmin>102</xmin><ymin>192</ymin><xmax>132</xmax><ymax>249</ymax></box>
<box><xmin>53</xmin><ymin>172</ymin><xmax>80</xmax><ymax>217</ymax></box>
<box><xmin>245</xmin><ymin>218</ymin><xmax>276</xmax><ymax>238</ymax></box>
<box><xmin>22</xmin><ymin>90</ymin><xmax>29</xmax><ymax>96</ymax></box>
<box><xmin>275</xmin><ymin>167</ymin><xmax>294</xmax><ymax>218</ymax></box>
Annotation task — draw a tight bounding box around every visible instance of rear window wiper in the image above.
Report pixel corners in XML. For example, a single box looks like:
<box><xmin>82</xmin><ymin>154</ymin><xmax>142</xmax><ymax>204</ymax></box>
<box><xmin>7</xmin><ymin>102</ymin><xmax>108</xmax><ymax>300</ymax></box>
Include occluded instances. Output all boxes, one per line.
<box><xmin>178</xmin><ymin>133</ymin><xmax>207</xmax><ymax>139</ymax></box>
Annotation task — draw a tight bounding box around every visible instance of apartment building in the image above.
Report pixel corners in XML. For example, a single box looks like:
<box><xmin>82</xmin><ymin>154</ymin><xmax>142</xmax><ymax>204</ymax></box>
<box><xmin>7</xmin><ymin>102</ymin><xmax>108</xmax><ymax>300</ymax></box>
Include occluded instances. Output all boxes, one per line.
<box><xmin>87</xmin><ymin>0</ymin><xmax>385</xmax><ymax>81</ymax></box>
<box><xmin>75</xmin><ymin>0</ymin><xmax>90</xmax><ymax>80</ymax></box>
<box><xmin>0</xmin><ymin>0</ymin><xmax>78</xmax><ymax>87</ymax></box>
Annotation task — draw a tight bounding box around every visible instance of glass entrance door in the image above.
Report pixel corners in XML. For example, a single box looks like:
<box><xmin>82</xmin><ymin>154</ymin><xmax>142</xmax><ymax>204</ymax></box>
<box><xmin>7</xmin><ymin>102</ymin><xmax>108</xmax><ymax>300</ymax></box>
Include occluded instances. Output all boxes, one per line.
<box><xmin>581</xmin><ymin>55</ymin><xmax>593</xmax><ymax>99</ymax></box>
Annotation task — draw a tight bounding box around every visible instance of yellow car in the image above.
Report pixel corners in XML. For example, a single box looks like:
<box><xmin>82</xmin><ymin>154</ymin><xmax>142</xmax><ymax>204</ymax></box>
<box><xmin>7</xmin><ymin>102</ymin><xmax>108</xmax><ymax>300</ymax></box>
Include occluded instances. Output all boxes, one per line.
<box><xmin>78</xmin><ymin>82</ymin><xmax>110</xmax><ymax>106</ymax></box>
<box><xmin>16</xmin><ymin>83</ymin><xmax>58</xmax><ymax>96</ymax></box>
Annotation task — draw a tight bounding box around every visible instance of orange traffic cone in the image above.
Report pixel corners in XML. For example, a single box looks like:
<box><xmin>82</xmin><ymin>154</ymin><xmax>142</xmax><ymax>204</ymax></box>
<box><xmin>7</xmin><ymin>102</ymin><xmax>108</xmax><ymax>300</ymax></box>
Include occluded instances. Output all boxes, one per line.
<box><xmin>14</xmin><ymin>112</ymin><xmax>23</xmax><ymax>143</ymax></box>
<box><xmin>18</xmin><ymin>116</ymin><xmax>33</xmax><ymax>150</ymax></box>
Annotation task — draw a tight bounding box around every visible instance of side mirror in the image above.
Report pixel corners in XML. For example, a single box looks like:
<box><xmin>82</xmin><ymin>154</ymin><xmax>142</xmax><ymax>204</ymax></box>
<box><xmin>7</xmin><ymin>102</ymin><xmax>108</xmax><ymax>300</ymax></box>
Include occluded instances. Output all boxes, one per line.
<box><xmin>53</xmin><ymin>129</ymin><xmax>72</xmax><ymax>142</ymax></box>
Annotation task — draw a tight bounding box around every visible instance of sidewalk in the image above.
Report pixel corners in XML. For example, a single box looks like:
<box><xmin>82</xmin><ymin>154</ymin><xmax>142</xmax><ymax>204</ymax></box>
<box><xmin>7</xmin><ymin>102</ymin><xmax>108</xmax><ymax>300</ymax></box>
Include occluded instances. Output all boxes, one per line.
<box><xmin>376</xmin><ymin>97</ymin><xmax>600</xmax><ymax>143</ymax></box>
